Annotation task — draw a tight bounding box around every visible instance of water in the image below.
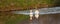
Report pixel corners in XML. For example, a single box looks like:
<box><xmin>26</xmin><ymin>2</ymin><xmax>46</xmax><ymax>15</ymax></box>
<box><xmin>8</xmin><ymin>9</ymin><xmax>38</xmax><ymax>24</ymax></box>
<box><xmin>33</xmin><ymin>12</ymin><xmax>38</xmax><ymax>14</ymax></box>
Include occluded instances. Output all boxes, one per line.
<box><xmin>12</xmin><ymin>7</ymin><xmax>60</xmax><ymax>15</ymax></box>
<box><xmin>11</xmin><ymin>7</ymin><xmax>60</xmax><ymax>24</ymax></box>
<box><xmin>18</xmin><ymin>14</ymin><xmax>60</xmax><ymax>24</ymax></box>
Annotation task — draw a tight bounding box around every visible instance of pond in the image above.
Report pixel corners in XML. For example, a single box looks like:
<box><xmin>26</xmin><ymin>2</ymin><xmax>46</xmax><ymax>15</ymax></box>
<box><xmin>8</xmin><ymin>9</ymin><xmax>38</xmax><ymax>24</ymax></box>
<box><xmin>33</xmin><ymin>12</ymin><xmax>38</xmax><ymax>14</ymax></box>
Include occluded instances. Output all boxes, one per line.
<box><xmin>0</xmin><ymin>7</ymin><xmax>60</xmax><ymax>24</ymax></box>
<box><xmin>12</xmin><ymin>7</ymin><xmax>60</xmax><ymax>24</ymax></box>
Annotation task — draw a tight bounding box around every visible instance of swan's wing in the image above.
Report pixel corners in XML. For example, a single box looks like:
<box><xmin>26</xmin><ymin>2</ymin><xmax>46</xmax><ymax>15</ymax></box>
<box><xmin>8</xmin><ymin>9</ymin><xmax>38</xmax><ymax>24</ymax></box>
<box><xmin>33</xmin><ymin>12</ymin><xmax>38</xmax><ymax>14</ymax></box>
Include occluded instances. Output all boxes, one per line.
<box><xmin>12</xmin><ymin>7</ymin><xmax>60</xmax><ymax>15</ymax></box>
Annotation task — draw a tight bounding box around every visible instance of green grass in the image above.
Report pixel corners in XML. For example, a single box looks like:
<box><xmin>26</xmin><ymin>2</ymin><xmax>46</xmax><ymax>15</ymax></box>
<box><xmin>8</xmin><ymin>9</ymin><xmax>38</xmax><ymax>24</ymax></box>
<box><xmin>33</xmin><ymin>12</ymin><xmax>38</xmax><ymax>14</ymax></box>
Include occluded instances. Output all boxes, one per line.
<box><xmin>0</xmin><ymin>0</ymin><xmax>56</xmax><ymax>10</ymax></box>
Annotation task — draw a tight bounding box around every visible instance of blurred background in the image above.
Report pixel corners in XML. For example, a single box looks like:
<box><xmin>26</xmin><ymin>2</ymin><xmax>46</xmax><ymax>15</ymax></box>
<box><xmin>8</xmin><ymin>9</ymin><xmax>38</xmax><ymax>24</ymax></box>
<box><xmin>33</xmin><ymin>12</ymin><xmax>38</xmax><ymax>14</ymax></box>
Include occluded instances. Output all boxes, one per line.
<box><xmin>0</xmin><ymin>0</ymin><xmax>60</xmax><ymax>24</ymax></box>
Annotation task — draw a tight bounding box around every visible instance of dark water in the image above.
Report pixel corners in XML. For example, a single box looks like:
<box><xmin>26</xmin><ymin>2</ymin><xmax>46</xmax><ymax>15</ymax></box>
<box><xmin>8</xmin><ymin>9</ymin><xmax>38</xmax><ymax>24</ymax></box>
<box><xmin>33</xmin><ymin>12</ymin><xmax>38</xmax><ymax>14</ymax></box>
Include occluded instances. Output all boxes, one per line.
<box><xmin>18</xmin><ymin>14</ymin><xmax>60</xmax><ymax>24</ymax></box>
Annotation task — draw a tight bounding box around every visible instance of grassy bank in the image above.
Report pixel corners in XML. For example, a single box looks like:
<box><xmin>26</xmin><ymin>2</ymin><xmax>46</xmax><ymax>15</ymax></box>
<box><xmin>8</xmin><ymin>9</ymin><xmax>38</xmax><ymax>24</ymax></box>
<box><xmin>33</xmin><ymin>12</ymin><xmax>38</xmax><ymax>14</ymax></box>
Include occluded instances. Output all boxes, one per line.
<box><xmin>0</xmin><ymin>0</ymin><xmax>58</xmax><ymax>11</ymax></box>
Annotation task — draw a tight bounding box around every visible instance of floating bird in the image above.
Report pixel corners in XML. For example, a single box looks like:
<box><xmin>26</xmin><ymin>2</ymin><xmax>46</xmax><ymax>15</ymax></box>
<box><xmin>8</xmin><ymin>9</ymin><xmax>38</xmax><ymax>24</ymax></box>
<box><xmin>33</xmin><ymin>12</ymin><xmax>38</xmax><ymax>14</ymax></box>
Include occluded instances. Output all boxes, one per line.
<box><xmin>30</xmin><ymin>10</ymin><xmax>33</xmax><ymax>20</ymax></box>
<box><xmin>35</xmin><ymin>10</ymin><xmax>39</xmax><ymax>19</ymax></box>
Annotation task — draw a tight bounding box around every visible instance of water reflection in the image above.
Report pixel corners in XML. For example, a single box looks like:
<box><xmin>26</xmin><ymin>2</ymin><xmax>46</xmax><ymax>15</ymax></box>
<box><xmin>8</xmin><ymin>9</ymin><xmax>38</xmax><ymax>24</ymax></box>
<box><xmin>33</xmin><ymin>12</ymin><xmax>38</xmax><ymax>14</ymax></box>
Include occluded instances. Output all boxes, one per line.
<box><xmin>18</xmin><ymin>14</ymin><xmax>60</xmax><ymax>24</ymax></box>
